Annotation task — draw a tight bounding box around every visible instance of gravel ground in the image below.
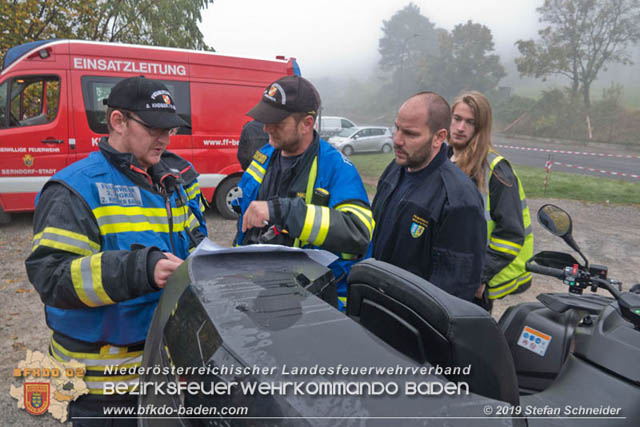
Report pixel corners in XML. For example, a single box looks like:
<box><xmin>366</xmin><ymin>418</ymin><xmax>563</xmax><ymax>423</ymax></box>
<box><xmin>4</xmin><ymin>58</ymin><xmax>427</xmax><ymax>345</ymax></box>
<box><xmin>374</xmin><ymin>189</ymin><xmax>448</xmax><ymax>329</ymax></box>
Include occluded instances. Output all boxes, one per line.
<box><xmin>1</xmin><ymin>199</ymin><xmax>639</xmax><ymax>425</ymax></box>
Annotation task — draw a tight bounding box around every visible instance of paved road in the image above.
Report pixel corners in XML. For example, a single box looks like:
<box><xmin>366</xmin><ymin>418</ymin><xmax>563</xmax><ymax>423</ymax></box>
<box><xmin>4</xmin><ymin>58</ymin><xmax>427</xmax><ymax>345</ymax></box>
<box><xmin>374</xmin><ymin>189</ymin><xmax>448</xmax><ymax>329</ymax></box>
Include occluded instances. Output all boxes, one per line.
<box><xmin>493</xmin><ymin>135</ymin><xmax>640</xmax><ymax>182</ymax></box>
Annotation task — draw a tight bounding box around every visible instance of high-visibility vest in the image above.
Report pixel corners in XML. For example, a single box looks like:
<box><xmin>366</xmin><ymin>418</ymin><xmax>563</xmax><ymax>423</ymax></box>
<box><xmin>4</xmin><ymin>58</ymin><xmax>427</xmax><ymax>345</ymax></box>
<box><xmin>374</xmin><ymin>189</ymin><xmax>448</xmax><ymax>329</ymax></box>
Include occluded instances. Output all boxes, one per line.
<box><xmin>485</xmin><ymin>152</ymin><xmax>533</xmax><ymax>299</ymax></box>
<box><xmin>42</xmin><ymin>151</ymin><xmax>200</xmax><ymax>345</ymax></box>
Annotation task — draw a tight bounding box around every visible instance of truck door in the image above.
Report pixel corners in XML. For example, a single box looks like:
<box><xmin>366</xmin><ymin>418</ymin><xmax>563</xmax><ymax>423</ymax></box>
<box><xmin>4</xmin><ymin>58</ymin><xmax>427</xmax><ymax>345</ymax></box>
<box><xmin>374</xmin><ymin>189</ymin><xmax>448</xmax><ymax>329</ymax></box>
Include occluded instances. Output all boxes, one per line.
<box><xmin>0</xmin><ymin>73</ymin><xmax>68</xmax><ymax>212</ymax></box>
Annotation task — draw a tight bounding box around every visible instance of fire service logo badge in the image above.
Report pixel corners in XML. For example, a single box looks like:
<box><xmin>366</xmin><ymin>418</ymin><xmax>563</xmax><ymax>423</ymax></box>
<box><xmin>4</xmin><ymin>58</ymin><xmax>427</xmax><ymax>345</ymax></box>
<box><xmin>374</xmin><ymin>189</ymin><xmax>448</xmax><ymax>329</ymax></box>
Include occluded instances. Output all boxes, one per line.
<box><xmin>24</xmin><ymin>382</ymin><xmax>50</xmax><ymax>416</ymax></box>
<box><xmin>23</xmin><ymin>154</ymin><xmax>34</xmax><ymax>167</ymax></box>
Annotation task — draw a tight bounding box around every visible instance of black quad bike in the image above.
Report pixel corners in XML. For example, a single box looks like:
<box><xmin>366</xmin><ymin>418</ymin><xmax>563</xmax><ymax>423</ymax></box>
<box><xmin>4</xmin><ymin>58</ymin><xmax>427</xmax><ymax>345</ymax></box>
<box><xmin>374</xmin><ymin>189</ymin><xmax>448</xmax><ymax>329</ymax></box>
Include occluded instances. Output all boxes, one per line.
<box><xmin>139</xmin><ymin>205</ymin><xmax>640</xmax><ymax>426</ymax></box>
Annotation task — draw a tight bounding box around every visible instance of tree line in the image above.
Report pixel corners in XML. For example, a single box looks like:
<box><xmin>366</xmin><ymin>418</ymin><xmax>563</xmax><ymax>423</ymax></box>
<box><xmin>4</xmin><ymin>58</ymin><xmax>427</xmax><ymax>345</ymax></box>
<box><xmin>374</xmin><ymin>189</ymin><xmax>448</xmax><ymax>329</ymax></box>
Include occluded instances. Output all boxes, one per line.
<box><xmin>0</xmin><ymin>0</ymin><xmax>215</xmax><ymax>60</ymax></box>
<box><xmin>2</xmin><ymin>0</ymin><xmax>639</xmax><ymax>143</ymax></box>
<box><xmin>327</xmin><ymin>0</ymin><xmax>640</xmax><ymax>144</ymax></box>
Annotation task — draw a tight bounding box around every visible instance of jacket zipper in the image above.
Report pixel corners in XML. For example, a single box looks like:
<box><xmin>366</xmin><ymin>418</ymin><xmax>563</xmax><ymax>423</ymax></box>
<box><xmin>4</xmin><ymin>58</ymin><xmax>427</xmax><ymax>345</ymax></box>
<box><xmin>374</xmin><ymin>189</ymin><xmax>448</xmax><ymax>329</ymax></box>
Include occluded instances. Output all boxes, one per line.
<box><xmin>165</xmin><ymin>195</ymin><xmax>175</xmax><ymax>254</ymax></box>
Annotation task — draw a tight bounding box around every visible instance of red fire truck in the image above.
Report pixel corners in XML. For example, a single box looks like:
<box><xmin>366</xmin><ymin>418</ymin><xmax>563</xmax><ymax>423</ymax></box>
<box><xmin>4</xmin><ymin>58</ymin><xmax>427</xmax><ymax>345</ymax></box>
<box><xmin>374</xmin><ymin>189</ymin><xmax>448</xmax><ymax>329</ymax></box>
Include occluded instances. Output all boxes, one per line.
<box><xmin>0</xmin><ymin>39</ymin><xmax>298</xmax><ymax>223</ymax></box>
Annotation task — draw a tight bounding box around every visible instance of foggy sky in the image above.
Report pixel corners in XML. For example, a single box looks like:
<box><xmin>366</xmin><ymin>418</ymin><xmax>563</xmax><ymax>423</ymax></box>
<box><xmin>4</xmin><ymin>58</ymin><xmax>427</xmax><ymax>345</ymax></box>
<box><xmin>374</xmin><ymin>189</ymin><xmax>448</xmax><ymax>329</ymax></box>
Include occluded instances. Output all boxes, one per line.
<box><xmin>200</xmin><ymin>0</ymin><xmax>542</xmax><ymax>78</ymax></box>
<box><xmin>200</xmin><ymin>0</ymin><xmax>640</xmax><ymax>94</ymax></box>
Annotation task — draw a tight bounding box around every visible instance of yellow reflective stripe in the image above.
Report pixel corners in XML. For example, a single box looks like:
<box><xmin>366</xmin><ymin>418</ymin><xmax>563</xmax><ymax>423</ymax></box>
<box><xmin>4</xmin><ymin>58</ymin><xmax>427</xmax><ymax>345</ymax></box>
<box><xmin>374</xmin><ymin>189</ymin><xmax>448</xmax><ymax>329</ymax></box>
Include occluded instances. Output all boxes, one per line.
<box><xmin>90</xmin><ymin>254</ymin><xmax>110</xmax><ymax>304</ymax></box>
<box><xmin>51</xmin><ymin>339</ymin><xmax>142</xmax><ymax>363</ymax></box>
<box><xmin>50</xmin><ymin>353</ymin><xmax>141</xmax><ymax>372</ymax></box>
<box><xmin>338</xmin><ymin>296</ymin><xmax>347</xmax><ymax>306</ymax></box>
<box><xmin>341</xmin><ymin>253</ymin><xmax>358</xmax><ymax>260</ymax></box>
<box><xmin>293</xmin><ymin>156</ymin><xmax>320</xmax><ymax>248</ymax></box>
<box><xmin>299</xmin><ymin>205</ymin><xmax>317</xmax><ymax>242</ymax></box>
<box><xmin>489</xmin><ymin>153</ymin><xmax>503</xmax><ymax>170</ymax></box>
<box><xmin>315</xmin><ymin>206</ymin><xmax>331</xmax><ymax>246</ymax></box>
<box><xmin>32</xmin><ymin>227</ymin><xmax>100</xmax><ymax>256</ymax></box>
<box><xmin>247</xmin><ymin>161</ymin><xmax>266</xmax><ymax>184</ymax></box>
<box><xmin>187</xmin><ymin>213</ymin><xmax>199</xmax><ymax>230</ymax></box>
<box><xmin>298</xmin><ymin>205</ymin><xmax>331</xmax><ymax>246</ymax></box>
<box><xmin>336</xmin><ymin>203</ymin><xmax>374</xmax><ymax>238</ymax></box>
<box><xmin>305</xmin><ymin>157</ymin><xmax>318</xmax><ymax>203</ymax></box>
<box><xmin>87</xmin><ymin>383</ymin><xmax>138</xmax><ymax>395</ymax></box>
<box><xmin>70</xmin><ymin>254</ymin><xmax>114</xmax><ymax>307</ymax></box>
<box><xmin>71</xmin><ymin>258</ymin><xmax>91</xmax><ymax>307</ymax></box>
<box><xmin>488</xmin><ymin>273</ymin><xmax>532</xmax><ymax>299</ymax></box>
<box><xmin>489</xmin><ymin>236</ymin><xmax>522</xmax><ymax>257</ymax></box>
<box><xmin>185</xmin><ymin>182</ymin><xmax>200</xmax><ymax>199</ymax></box>
<box><xmin>93</xmin><ymin>205</ymin><xmax>190</xmax><ymax>234</ymax></box>
<box><xmin>84</xmin><ymin>374</ymin><xmax>138</xmax><ymax>383</ymax></box>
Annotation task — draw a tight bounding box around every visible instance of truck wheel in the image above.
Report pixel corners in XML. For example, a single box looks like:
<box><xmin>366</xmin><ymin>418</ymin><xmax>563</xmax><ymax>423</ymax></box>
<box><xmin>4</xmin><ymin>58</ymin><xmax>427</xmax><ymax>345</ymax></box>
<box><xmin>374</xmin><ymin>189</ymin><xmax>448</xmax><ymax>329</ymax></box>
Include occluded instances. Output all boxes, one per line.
<box><xmin>0</xmin><ymin>206</ymin><xmax>10</xmax><ymax>225</ymax></box>
<box><xmin>381</xmin><ymin>144</ymin><xmax>392</xmax><ymax>153</ymax></box>
<box><xmin>342</xmin><ymin>145</ymin><xmax>354</xmax><ymax>156</ymax></box>
<box><xmin>214</xmin><ymin>176</ymin><xmax>242</xmax><ymax>220</ymax></box>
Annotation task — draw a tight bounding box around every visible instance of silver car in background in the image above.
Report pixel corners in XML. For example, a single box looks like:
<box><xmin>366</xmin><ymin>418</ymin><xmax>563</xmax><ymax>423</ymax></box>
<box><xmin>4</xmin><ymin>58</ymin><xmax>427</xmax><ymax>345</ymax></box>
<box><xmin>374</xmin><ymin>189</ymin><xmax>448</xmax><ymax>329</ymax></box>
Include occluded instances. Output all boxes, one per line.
<box><xmin>327</xmin><ymin>126</ymin><xmax>393</xmax><ymax>156</ymax></box>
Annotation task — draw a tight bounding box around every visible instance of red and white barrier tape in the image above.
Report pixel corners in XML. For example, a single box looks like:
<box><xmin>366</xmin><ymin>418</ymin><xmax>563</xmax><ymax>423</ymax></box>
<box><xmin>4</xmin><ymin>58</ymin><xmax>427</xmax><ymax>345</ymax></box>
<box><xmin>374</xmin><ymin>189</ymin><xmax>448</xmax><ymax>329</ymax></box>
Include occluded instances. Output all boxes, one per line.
<box><xmin>550</xmin><ymin>161</ymin><xmax>640</xmax><ymax>179</ymax></box>
<box><xmin>495</xmin><ymin>144</ymin><xmax>640</xmax><ymax>160</ymax></box>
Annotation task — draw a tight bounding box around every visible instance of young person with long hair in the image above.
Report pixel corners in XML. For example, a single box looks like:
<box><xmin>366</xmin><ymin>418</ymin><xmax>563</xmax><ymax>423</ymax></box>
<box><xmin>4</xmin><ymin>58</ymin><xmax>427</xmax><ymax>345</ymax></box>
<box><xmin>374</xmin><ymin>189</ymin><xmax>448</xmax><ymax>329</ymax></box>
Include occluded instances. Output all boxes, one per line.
<box><xmin>449</xmin><ymin>91</ymin><xmax>533</xmax><ymax>312</ymax></box>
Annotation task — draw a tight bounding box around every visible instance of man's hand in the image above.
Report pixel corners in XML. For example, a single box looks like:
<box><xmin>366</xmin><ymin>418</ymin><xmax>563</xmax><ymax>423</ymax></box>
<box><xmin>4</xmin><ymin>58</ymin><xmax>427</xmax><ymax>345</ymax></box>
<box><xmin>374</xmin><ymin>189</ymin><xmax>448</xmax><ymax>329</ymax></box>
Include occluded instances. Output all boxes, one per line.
<box><xmin>242</xmin><ymin>201</ymin><xmax>270</xmax><ymax>232</ymax></box>
<box><xmin>475</xmin><ymin>283</ymin><xmax>486</xmax><ymax>299</ymax></box>
<box><xmin>154</xmin><ymin>252</ymin><xmax>183</xmax><ymax>288</ymax></box>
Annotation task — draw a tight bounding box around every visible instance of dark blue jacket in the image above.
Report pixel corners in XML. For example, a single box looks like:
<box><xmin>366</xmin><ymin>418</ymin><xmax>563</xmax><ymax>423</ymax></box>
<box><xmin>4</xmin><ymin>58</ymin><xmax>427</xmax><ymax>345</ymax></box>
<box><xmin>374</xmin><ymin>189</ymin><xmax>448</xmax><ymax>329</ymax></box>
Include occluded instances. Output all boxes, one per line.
<box><xmin>372</xmin><ymin>144</ymin><xmax>486</xmax><ymax>301</ymax></box>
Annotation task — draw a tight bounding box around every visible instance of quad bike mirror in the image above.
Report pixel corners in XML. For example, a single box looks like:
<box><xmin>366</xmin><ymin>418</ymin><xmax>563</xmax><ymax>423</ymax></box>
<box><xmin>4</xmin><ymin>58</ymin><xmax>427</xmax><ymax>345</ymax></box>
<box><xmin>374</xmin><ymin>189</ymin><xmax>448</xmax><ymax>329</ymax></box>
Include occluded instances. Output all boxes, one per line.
<box><xmin>537</xmin><ymin>204</ymin><xmax>588</xmax><ymax>268</ymax></box>
<box><xmin>538</xmin><ymin>204</ymin><xmax>572</xmax><ymax>237</ymax></box>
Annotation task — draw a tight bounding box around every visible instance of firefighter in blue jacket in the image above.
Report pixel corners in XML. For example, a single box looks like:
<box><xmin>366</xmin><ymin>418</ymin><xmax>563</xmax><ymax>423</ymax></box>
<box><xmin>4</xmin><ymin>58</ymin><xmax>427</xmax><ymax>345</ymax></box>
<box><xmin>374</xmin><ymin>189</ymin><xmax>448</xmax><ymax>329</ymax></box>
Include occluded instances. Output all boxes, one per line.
<box><xmin>25</xmin><ymin>77</ymin><xmax>207</xmax><ymax>425</ymax></box>
<box><xmin>235</xmin><ymin>75</ymin><xmax>374</xmax><ymax>310</ymax></box>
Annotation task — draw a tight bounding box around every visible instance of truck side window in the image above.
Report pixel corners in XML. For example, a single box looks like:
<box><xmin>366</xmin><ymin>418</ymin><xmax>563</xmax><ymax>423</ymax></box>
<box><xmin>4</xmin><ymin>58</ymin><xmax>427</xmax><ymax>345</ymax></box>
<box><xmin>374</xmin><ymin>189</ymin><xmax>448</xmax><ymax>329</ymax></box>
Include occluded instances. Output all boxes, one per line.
<box><xmin>3</xmin><ymin>76</ymin><xmax>60</xmax><ymax>128</ymax></box>
<box><xmin>82</xmin><ymin>76</ymin><xmax>192</xmax><ymax>135</ymax></box>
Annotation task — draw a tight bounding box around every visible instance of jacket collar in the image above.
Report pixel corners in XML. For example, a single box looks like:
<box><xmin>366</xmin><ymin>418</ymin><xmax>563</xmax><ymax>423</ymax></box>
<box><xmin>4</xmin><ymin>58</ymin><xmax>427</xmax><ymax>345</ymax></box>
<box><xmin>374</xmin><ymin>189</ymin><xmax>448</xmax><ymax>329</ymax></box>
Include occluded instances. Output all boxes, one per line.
<box><xmin>99</xmin><ymin>137</ymin><xmax>178</xmax><ymax>193</ymax></box>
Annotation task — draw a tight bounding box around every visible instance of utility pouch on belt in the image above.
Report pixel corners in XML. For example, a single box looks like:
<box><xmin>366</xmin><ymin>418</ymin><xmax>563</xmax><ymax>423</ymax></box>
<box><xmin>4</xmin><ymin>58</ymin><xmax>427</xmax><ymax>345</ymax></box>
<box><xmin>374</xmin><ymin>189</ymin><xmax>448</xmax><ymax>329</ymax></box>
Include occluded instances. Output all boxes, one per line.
<box><xmin>311</xmin><ymin>188</ymin><xmax>330</xmax><ymax>206</ymax></box>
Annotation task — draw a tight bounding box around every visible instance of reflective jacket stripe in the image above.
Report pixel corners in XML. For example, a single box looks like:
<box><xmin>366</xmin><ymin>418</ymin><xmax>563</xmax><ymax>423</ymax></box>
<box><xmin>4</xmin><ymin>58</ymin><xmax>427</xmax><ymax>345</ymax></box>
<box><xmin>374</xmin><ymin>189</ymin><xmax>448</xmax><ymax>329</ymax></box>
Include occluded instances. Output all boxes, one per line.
<box><xmin>50</xmin><ymin>336</ymin><xmax>142</xmax><ymax>393</ymax></box>
<box><xmin>32</xmin><ymin>227</ymin><xmax>100</xmax><ymax>256</ymax></box>
<box><xmin>246</xmin><ymin>161</ymin><xmax>266</xmax><ymax>184</ymax></box>
<box><xmin>50</xmin><ymin>338</ymin><xmax>142</xmax><ymax>367</ymax></box>
<box><xmin>94</xmin><ymin>205</ymin><xmax>190</xmax><ymax>234</ymax></box>
<box><xmin>70</xmin><ymin>254</ymin><xmax>114</xmax><ymax>307</ymax></box>
<box><xmin>486</xmin><ymin>151</ymin><xmax>534</xmax><ymax>298</ymax></box>
<box><xmin>294</xmin><ymin>157</ymin><xmax>319</xmax><ymax>248</ymax></box>
<box><xmin>185</xmin><ymin>181</ymin><xmax>199</xmax><ymax>200</ymax></box>
<box><xmin>84</xmin><ymin>378</ymin><xmax>139</xmax><ymax>395</ymax></box>
<box><xmin>489</xmin><ymin>236</ymin><xmax>523</xmax><ymax>257</ymax></box>
<box><xmin>488</xmin><ymin>272</ymin><xmax>532</xmax><ymax>299</ymax></box>
<box><xmin>185</xmin><ymin>181</ymin><xmax>206</xmax><ymax>212</ymax></box>
<box><xmin>187</xmin><ymin>213</ymin><xmax>199</xmax><ymax>231</ymax></box>
<box><xmin>335</xmin><ymin>203</ymin><xmax>374</xmax><ymax>238</ymax></box>
<box><xmin>299</xmin><ymin>205</ymin><xmax>331</xmax><ymax>246</ymax></box>
<box><xmin>50</xmin><ymin>348</ymin><xmax>140</xmax><ymax>395</ymax></box>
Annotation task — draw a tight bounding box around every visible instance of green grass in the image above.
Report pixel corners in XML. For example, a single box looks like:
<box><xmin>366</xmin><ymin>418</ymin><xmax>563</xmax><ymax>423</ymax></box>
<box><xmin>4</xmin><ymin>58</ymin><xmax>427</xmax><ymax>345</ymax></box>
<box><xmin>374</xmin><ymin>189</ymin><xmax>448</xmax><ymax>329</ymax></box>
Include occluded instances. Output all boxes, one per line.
<box><xmin>349</xmin><ymin>153</ymin><xmax>640</xmax><ymax>205</ymax></box>
<box><xmin>514</xmin><ymin>165</ymin><xmax>640</xmax><ymax>204</ymax></box>
<box><xmin>512</xmin><ymin>85</ymin><xmax>640</xmax><ymax>109</ymax></box>
<box><xmin>350</xmin><ymin>153</ymin><xmax>395</xmax><ymax>179</ymax></box>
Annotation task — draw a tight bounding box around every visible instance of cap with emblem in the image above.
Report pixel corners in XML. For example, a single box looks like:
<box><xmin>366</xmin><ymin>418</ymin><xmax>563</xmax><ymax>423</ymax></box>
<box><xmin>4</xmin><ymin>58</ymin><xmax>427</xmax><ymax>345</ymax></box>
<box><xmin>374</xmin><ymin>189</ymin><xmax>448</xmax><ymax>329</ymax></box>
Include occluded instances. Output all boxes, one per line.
<box><xmin>105</xmin><ymin>76</ymin><xmax>190</xmax><ymax>129</ymax></box>
<box><xmin>247</xmin><ymin>75</ymin><xmax>321</xmax><ymax>124</ymax></box>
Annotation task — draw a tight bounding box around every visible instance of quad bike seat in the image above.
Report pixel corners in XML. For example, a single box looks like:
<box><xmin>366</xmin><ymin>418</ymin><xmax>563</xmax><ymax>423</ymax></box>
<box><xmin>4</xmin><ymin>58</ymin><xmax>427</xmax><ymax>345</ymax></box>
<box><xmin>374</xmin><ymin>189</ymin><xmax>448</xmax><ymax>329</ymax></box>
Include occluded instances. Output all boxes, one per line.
<box><xmin>347</xmin><ymin>259</ymin><xmax>520</xmax><ymax>406</ymax></box>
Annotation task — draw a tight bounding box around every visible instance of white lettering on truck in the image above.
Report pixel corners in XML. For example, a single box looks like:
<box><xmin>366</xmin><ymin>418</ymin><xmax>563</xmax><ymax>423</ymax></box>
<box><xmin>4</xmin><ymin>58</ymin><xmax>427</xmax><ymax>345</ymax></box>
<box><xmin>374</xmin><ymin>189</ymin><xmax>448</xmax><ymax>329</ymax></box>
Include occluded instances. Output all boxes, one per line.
<box><xmin>72</xmin><ymin>57</ymin><xmax>187</xmax><ymax>76</ymax></box>
<box><xmin>203</xmin><ymin>139</ymin><xmax>239</xmax><ymax>147</ymax></box>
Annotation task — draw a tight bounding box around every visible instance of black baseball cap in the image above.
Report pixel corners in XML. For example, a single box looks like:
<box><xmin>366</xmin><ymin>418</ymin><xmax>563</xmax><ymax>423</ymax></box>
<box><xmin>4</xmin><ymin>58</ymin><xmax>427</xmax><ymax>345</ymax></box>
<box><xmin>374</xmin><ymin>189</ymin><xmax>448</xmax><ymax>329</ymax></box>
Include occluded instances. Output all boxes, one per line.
<box><xmin>105</xmin><ymin>76</ymin><xmax>190</xmax><ymax>129</ymax></box>
<box><xmin>247</xmin><ymin>75</ymin><xmax>321</xmax><ymax>124</ymax></box>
